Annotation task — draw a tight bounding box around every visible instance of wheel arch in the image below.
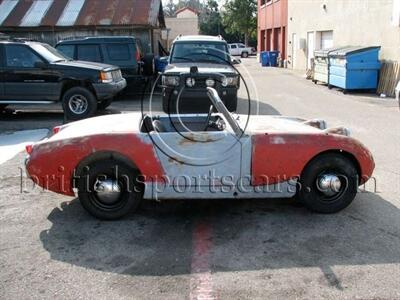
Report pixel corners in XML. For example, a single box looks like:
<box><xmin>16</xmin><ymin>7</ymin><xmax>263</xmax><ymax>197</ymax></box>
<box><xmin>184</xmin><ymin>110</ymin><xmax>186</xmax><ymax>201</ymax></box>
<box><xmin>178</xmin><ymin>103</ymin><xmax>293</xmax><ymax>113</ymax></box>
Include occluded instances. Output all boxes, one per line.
<box><xmin>301</xmin><ymin>149</ymin><xmax>362</xmax><ymax>184</ymax></box>
<box><xmin>72</xmin><ymin>150</ymin><xmax>142</xmax><ymax>189</ymax></box>
<box><xmin>60</xmin><ymin>79</ymin><xmax>97</xmax><ymax>101</ymax></box>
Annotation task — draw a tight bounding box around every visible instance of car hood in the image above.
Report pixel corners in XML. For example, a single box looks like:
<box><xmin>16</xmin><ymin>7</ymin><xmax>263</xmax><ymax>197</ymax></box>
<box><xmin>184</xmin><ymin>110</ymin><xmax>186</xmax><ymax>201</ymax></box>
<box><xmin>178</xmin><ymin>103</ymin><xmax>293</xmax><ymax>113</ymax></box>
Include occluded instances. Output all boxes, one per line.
<box><xmin>53</xmin><ymin>60</ymin><xmax>118</xmax><ymax>71</ymax></box>
<box><xmin>164</xmin><ymin>62</ymin><xmax>236</xmax><ymax>75</ymax></box>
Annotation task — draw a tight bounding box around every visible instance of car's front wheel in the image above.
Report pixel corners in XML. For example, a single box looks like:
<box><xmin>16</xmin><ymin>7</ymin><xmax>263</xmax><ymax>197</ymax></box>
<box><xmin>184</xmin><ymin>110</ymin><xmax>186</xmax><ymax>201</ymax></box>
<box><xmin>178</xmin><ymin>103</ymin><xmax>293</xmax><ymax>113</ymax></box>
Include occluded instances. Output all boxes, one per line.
<box><xmin>77</xmin><ymin>159</ymin><xmax>143</xmax><ymax>220</ymax></box>
<box><xmin>62</xmin><ymin>87</ymin><xmax>97</xmax><ymax>120</ymax></box>
<box><xmin>296</xmin><ymin>153</ymin><xmax>358</xmax><ymax>213</ymax></box>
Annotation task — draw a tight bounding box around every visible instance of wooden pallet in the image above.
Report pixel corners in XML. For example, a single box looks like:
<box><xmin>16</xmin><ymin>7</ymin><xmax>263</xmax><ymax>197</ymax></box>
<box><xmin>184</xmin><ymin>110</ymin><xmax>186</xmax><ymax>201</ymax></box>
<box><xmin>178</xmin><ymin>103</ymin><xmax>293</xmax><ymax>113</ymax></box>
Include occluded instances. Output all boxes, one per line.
<box><xmin>377</xmin><ymin>61</ymin><xmax>400</xmax><ymax>97</ymax></box>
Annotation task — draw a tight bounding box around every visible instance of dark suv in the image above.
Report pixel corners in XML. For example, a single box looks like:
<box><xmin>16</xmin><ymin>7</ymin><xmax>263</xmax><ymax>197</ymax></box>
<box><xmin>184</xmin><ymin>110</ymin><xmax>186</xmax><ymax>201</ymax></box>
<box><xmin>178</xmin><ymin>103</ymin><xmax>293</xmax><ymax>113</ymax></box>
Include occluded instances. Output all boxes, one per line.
<box><xmin>162</xmin><ymin>35</ymin><xmax>240</xmax><ymax>113</ymax></box>
<box><xmin>0</xmin><ymin>40</ymin><xmax>126</xmax><ymax>120</ymax></box>
<box><xmin>56</xmin><ymin>36</ymin><xmax>154</xmax><ymax>94</ymax></box>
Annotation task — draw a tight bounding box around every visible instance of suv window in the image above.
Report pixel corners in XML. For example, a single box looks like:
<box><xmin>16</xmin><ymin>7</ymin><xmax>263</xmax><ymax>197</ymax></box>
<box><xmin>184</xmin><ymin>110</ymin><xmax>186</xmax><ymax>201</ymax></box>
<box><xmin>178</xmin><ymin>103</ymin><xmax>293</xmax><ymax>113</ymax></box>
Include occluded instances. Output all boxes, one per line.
<box><xmin>5</xmin><ymin>44</ymin><xmax>43</xmax><ymax>68</ymax></box>
<box><xmin>171</xmin><ymin>42</ymin><xmax>230</xmax><ymax>64</ymax></box>
<box><xmin>230</xmin><ymin>44</ymin><xmax>237</xmax><ymax>49</ymax></box>
<box><xmin>106</xmin><ymin>44</ymin><xmax>130</xmax><ymax>61</ymax></box>
<box><xmin>239</xmin><ymin>44</ymin><xmax>245</xmax><ymax>48</ymax></box>
<box><xmin>77</xmin><ymin>44</ymin><xmax>102</xmax><ymax>62</ymax></box>
<box><xmin>57</xmin><ymin>44</ymin><xmax>75</xmax><ymax>59</ymax></box>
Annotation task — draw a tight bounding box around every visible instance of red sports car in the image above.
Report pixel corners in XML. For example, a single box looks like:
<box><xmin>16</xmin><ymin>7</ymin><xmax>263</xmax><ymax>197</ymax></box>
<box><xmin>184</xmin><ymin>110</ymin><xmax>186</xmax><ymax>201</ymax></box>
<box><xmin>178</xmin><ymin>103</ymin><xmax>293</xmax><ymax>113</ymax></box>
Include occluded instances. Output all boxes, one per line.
<box><xmin>26</xmin><ymin>88</ymin><xmax>375</xmax><ymax>220</ymax></box>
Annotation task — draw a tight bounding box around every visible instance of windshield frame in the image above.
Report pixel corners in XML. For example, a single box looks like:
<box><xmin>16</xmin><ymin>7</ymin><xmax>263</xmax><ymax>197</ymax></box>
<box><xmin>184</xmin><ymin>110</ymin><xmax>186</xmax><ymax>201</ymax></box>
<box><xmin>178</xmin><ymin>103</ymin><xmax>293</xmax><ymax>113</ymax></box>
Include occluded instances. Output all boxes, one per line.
<box><xmin>170</xmin><ymin>41</ymin><xmax>231</xmax><ymax>65</ymax></box>
<box><xmin>29</xmin><ymin>43</ymin><xmax>71</xmax><ymax>63</ymax></box>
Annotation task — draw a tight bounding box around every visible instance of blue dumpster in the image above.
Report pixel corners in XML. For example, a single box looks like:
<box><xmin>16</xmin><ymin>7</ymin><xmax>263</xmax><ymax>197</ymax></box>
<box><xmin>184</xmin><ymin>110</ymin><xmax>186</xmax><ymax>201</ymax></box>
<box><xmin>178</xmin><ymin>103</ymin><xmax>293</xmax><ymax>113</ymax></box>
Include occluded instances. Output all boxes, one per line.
<box><xmin>155</xmin><ymin>56</ymin><xmax>169</xmax><ymax>72</ymax></box>
<box><xmin>261</xmin><ymin>51</ymin><xmax>269</xmax><ymax>66</ymax></box>
<box><xmin>267</xmin><ymin>51</ymin><xmax>279</xmax><ymax>67</ymax></box>
<box><xmin>328</xmin><ymin>46</ymin><xmax>381</xmax><ymax>92</ymax></box>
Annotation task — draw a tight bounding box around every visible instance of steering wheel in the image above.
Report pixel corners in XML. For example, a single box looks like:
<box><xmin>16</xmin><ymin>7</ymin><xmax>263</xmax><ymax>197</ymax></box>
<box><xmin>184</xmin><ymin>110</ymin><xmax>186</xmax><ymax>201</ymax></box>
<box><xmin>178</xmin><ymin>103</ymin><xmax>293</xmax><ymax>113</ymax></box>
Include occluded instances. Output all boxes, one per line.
<box><xmin>204</xmin><ymin>105</ymin><xmax>214</xmax><ymax>131</ymax></box>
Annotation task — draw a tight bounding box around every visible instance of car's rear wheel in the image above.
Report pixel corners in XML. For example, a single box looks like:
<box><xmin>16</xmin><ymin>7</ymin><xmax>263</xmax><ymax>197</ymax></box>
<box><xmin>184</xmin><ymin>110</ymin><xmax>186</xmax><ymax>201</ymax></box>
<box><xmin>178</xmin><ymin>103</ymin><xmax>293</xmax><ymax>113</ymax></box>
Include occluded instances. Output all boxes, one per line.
<box><xmin>241</xmin><ymin>52</ymin><xmax>249</xmax><ymax>58</ymax></box>
<box><xmin>98</xmin><ymin>98</ymin><xmax>113</xmax><ymax>110</ymax></box>
<box><xmin>296</xmin><ymin>153</ymin><xmax>358</xmax><ymax>214</ymax></box>
<box><xmin>62</xmin><ymin>87</ymin><xmax>97</xmax><ymax>121</ymax></box>
<box><xmin>77</xmin><ymin>159</ymin><xmax>143</xmax><ymax>220</ymax></box>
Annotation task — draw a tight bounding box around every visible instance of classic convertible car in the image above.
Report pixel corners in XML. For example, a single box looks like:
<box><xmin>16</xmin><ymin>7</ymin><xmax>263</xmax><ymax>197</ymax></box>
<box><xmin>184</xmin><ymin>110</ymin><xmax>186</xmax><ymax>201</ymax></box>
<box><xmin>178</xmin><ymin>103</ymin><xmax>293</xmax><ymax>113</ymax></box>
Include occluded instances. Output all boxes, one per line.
<box><xmin>26</xmin><ymin>88</ymin><xmax>375</xmax><ymax>220</ymax></box>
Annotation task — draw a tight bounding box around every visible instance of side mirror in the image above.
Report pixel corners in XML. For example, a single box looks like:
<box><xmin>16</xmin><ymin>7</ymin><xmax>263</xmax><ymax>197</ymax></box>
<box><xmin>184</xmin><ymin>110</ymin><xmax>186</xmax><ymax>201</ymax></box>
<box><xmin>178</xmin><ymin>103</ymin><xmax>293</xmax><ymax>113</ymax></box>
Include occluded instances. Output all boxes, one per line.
<box><xmin>34</xmin><ymin>61</ymin><xmax>47</xmax><ymax>69</ymax></box>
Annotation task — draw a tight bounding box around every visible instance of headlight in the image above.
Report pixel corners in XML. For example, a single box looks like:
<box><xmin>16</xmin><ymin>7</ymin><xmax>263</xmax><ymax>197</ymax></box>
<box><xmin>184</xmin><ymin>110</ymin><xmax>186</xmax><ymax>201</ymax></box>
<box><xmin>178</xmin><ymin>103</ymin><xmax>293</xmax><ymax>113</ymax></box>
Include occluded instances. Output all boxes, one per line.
<box><xmin>162</xmin><ymin>75</ymin><xmax>180</xmax><ymax>86</ymax></box>
<box><xmin>100</xmin><ymin>71</ymin><xmax>113</xmax><ymax>83</ymax></box>
<box><xmin>186</xmin><ymin>77</ymin><xmax>196</xmax><ymax>87</ymax></box>
<box><xmin>221</xmin><ymin>76</ymin><xmax>239</xmax><ymax>87</ymax></box>
<box><xmin>205</xmin><ymin>78</ymin><xmax>215</xmax><ymax>87</ymax></box>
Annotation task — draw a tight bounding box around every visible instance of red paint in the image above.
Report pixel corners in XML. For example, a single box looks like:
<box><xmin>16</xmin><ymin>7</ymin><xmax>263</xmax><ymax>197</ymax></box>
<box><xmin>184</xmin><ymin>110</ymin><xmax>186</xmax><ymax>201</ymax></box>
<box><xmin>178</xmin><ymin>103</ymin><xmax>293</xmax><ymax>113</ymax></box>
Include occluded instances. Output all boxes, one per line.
<box><xmin>190</xmin><ymin>221</ymin><xmax>215</xmax><ymax>300</ymax></box>
<box><xmin>251</xmin><ymin>133</ymin><xmax>375</xmax><ymax>186</ymax></box>
<box><xmin>257</xmin><ymin>0</ymin><xmax>288</xmax><ymax>58</ymax></box>
<box><xmin>26</xmin><ymin>134</ymin><xmax>165</xmax><ymax>197</ymax></box>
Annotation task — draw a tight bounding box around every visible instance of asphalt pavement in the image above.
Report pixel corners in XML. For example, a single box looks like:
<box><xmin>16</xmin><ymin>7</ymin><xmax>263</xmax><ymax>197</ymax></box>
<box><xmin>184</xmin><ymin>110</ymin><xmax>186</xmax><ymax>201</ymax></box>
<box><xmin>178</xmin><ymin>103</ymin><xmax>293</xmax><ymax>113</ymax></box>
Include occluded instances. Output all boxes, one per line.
<box><xmin>0</xmin><ymin>57</ymin><xmax>399</xmax><ymax>299</ymax></box>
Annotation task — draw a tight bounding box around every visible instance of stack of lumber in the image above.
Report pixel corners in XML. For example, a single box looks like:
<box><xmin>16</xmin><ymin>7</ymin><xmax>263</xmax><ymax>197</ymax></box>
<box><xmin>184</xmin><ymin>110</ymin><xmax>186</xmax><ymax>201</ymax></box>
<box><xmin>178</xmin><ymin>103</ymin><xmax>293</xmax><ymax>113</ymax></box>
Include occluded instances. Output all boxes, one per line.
<box><xmin>377</xmin><ymin>61</ymin><xmax>400</xmax><ymax>97</ymax></box>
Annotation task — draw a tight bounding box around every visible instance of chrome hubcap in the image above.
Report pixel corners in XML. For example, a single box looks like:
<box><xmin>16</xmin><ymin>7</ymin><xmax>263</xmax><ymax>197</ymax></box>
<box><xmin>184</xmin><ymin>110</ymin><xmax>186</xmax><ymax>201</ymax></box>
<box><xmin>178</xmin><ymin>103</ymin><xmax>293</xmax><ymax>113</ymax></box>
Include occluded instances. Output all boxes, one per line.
<box><xmin>94</xmin><ymin>179</ymin><xmax>122</xmax><ymax>204</ymax></box>
<box><xmin>317</xmin><ymin>174</ymin><xmax>342</xmax><ymax>197</ymax></box>
<box><xmin>69</xmin><ymin>95</ymin><xmax>88</xmax><ymax>115</ymax></box>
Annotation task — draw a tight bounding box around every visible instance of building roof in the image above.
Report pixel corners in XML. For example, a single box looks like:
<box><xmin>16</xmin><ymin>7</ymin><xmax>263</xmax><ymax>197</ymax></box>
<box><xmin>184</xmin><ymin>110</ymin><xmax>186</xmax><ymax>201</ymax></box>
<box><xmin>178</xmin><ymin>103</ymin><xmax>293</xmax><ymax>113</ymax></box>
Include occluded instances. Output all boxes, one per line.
<box><xmin>175</xmin><ymin>7</ymin><xmax>199</xmax><ymax>16</ymax></box>
<box><xmin>0</xmin><ymin>0</ymin><xmax>165</xmax><ymax>28</ymax></box>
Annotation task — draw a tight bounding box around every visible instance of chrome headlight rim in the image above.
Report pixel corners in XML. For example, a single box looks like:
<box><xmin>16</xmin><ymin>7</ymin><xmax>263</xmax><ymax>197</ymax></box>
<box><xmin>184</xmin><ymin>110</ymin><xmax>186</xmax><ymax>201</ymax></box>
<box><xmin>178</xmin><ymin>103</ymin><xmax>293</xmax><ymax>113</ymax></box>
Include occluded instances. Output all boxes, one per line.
<box><xmin>221</xmin><ymin>75</ymin><xmax>239</xmax><ymax>87</ymax></box>
<box><xmin>186</xmin><ymin>77</ymin><xmax>196</xmax><ymax>87</ymax></box>
<box><xmin>205</xmin><ymin>78</ymin><xmax>215</xmax><ymax>87</ymax></box>
<box><xmin>162</xmin><ymin>75</ymin><xmax>180</xmax><ymax>87</ymax></box>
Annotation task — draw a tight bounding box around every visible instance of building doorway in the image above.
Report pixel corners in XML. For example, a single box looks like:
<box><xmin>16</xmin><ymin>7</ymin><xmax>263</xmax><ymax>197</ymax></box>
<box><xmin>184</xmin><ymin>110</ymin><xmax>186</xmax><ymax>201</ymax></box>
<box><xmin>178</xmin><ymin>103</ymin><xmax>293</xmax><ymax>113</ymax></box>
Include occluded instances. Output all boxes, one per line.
<box><xmin>307</xmin><ymin>31</ymin><xmax>315</xmax><ymax>70</ymax></box>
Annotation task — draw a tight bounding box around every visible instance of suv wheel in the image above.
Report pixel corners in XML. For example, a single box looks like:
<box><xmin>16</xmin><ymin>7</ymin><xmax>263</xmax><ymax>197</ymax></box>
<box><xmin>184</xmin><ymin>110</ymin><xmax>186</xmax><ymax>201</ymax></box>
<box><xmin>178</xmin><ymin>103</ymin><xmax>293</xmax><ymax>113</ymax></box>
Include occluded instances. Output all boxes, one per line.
<box><xmin>143</xmin><ymin>54</ymin><xmax>155</xmax><ymax>76</ymax></box>
<box><xmin>62</xmin><ymin>87</ymin><xmax>97</xmax><ymax>120</ymax></box>
<box><xmin>241</xmin><ymin>52</ymin><xmax>249</xmax><ymax>58</ymax></box>
<box><xmin>98</xmin><ymin>98</ymin><xmax>113</xmax><ymax>110</ymax></box>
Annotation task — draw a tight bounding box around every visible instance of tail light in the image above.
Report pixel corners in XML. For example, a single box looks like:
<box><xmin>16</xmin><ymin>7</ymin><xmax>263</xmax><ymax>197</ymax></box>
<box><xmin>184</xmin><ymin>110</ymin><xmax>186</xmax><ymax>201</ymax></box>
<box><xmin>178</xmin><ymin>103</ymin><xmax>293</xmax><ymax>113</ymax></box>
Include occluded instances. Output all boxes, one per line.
<box><xmin>26</xmin><ymin>144</ymin><xmax>33</xmax><ymax>155</ymax></box>
<box><xmin>136</xmin><ymin>48</ymin><xmax>141</xmax><ymax>62</ymax></box>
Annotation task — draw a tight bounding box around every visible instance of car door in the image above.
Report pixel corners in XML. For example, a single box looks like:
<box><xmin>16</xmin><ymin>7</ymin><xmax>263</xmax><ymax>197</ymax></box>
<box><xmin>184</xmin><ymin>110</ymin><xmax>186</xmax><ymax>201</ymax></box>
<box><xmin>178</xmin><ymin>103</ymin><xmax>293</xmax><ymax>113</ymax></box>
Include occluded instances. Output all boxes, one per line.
<box><xmin>230</xmin><ymin>44</ymin><xmax>239</xmax><ymax>56</ymax></box>
<box><xmin>3</xmin><ymin>44</ymin><xmax>58</xmax><ymax>101</ymax></box>
<box><xmin>149</xmin><ymin>128</ymin><xmax>244</xmax><ymax>199</ymax></box>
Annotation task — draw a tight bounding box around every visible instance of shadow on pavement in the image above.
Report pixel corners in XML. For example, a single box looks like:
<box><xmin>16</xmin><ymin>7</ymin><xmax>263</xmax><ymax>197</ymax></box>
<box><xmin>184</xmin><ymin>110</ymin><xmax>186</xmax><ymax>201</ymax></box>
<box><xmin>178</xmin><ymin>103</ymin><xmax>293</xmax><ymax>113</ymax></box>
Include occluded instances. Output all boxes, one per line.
<box><xmin>40</xmin><ymin>191</ymin><xmax>400</xmax><ymax>289</ymax></box>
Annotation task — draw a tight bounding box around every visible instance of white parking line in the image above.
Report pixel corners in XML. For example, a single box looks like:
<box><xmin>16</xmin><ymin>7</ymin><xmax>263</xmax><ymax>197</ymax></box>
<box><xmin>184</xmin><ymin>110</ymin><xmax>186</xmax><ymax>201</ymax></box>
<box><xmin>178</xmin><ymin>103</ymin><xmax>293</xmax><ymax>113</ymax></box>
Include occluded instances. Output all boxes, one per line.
<box><xmin>0</xmin><ymin>129</ymin><xmax>49</xmax><ymax>165</ymax></box>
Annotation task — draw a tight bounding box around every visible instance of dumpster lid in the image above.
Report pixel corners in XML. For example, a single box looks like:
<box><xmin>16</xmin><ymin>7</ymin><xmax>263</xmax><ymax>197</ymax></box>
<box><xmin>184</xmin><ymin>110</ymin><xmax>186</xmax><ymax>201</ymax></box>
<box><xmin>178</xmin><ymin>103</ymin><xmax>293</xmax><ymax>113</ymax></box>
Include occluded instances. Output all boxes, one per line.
<box><xmin>314</xmin><ymin>46</ymin><xmax>350</xmax><ymax>57</ymax></box>
<box><xmin>329</xmin><ymin>46</ymin><xmax>381</xmax><ymax>57</ymax></box>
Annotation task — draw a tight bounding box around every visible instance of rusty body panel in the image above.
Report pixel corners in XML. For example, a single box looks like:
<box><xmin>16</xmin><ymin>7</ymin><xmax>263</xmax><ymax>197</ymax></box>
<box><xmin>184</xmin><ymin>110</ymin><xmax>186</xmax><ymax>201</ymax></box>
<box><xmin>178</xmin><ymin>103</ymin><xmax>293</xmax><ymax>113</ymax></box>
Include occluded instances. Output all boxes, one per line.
<box><xmin>251</xmin><ymin>133</ymin><xmax>375</xmax><ymax>186</ymax></box>
<box><xmin>26</xmin><ymin>133</ymin><xmax>165</xmax><ymax>197</ymax></box>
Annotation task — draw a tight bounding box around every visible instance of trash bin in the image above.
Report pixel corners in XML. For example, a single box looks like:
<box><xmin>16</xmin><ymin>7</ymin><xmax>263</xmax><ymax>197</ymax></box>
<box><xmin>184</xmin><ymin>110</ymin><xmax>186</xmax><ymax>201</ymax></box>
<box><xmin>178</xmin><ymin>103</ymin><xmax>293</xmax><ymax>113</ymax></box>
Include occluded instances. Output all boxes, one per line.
<box><xmin>267</xmin><ymin>51</ymin><xmax>279</xmax><ymax>67</ymax></box>
<box><xmin>261</xmin><ymin>51</ymin><xmax>269</xmax><ymax>67</ymax></box>
<box><xmin>328</xmin><ymin>46</ymin><xmax>381</xmax><ymax>93</ymax></box>
<box><xmin>313</xmin><ymin>46</ymin><xmax>348</xmax><ymax>85</ymax></box>
<box><xmin>155</xmin><ymin>56</ymin><xmax>169</xmax><ymax>72</ymax></box>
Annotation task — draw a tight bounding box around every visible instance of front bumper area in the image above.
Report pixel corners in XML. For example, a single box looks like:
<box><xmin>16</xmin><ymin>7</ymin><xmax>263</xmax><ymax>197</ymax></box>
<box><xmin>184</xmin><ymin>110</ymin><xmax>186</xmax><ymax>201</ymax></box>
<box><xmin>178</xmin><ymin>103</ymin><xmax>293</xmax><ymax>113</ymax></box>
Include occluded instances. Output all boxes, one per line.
<box><xmin>93</xmin><ymin>78</ymin><xmax>127</xmax><ymax>100</ymax></box>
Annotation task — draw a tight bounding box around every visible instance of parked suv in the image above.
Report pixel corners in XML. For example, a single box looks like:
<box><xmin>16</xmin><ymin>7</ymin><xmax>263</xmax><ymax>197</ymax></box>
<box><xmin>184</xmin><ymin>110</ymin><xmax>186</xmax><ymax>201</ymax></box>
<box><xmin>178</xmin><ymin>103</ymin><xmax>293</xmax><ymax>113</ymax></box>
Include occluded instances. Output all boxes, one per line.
<box><xmin>0</xmin><ymin>40</ymin><xmax>126</xmax><ymax>120</ymax></box>
<box><xmin>162</xmin><ymin>35</ymin><xmax>240</xmax><ymax>113</ymax></box>
<box><xmin>56</xmin><ymin>36</ymin><xmax>154</xmax><ymax>94</ymax></box>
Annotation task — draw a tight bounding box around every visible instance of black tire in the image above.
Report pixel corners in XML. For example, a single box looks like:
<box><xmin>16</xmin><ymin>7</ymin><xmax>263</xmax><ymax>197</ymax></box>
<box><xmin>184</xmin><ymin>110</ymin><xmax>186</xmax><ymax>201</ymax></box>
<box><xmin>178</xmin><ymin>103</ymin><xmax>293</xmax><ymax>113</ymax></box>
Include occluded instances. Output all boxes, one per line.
<box><xmin>296</xmin><ymin>153</ymin><xmax>358</xmax><ymax>214</ymax></box>
<box><xmin>0</xmin><ymin>104</ymin><xmax>8</xmax><ymax>112</ymax></box>
<box><xmin>62</xmin><ymin>87</ymin><xmax>97</xmax><ymax>121</ymax></box>
<box><xmin>98</xmin><ymin>98</ymin><xmax>113</xmax><ymax>110</ymax></box>
<box><xmin>328</xmin><ymin>85</ymin><xmax>332</xmax><ymax>89</ymax></box>
<box><xmin>143</xmin><ymin>54</ymin><xmax>155</xmax><ymax>76</ymax></box>
<box><xmin>225</xmin><ymin>97</ymin><xmax>238</xmax><ymax>112</ymax></box>
<box><xmin>241</xmin><ymin>52</ymin><xmax>249</xmax><ymax>58</ymax></box>
<box><xmin>77</xmin><ymin>159</ymin><xmax>143</xmax><ymax>220</ymax></box>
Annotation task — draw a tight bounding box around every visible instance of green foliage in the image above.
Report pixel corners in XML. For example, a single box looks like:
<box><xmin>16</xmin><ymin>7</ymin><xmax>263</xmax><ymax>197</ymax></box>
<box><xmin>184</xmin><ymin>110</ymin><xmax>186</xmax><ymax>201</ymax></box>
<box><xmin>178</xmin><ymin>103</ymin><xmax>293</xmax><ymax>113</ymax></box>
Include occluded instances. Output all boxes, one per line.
<box><xmin>222</xmin><ymin>0</ymin><xmax>257</xmax><ymax>45</ymax></box>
